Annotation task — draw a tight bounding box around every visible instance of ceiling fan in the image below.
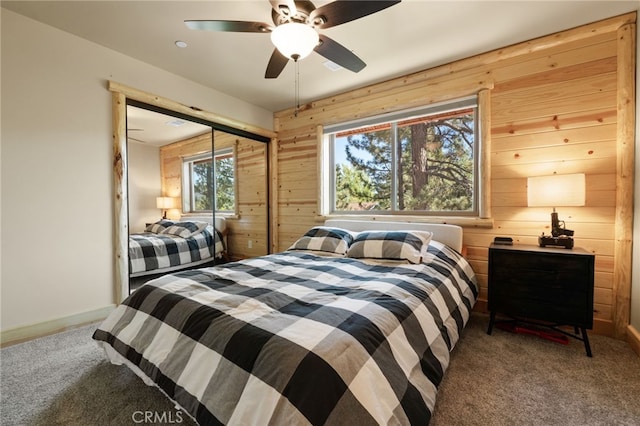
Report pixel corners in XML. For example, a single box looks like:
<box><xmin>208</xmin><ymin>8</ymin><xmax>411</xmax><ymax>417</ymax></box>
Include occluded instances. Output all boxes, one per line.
<box><xmin>185</xmin><ymin>0</ymin><xmax>401</xmax><ymax>79</ymax></box>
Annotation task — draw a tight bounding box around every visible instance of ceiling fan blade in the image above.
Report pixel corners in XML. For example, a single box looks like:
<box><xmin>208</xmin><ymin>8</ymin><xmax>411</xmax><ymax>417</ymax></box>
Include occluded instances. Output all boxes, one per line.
<box><xmin>269</xmin><ymin>0</ymin><xmax>297</xmax><ymax>17</ymax></box>
<box><xmin>315</xmin><ymin>35</ymin><xmax>365</xmax><ymax>73</ymax></box>
<box><xmin>265</xmin><ymin>48</ymin><xmax>290</xmax><ymax>78</ymax></box>
<box><xmin>185</xmin><ymin>20</ymin><xmax>272</xmax><ymax>33</ymax></box>
<box><xmin>310</xmin><ymin>0</ymin><xmax>401</xmax><ymax>29</ymax></box>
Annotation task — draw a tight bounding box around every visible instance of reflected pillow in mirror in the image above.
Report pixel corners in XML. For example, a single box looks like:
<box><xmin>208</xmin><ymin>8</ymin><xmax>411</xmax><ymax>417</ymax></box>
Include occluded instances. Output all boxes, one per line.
<box><xmin>160</xmin><ymin>221</ymin><xmax>209</xmax><ymax>238</ymax></box>
<box><xmin>346</xmin><ymin>230</ymin><xmax>432</xmax><ymax>264</ymax></box>
<box><xmin>145</xmin><ymin>219</ymin><xmax>175</xmax><ymax>234</ymax></box>
<box><xmin>288</xmin><ymin>226</ymin><xmax>355</xmax><ymax>255</ymax></box>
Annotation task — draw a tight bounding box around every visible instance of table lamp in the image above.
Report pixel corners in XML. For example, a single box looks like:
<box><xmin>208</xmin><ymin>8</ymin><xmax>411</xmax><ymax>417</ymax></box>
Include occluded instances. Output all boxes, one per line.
<box><xmin>527</xmin><ymin>173</ymin><xmax>585</xmax><ymax>248</ymax></box>
<box><xmin>156</xmin><ymin>196</ymin><xmax>175</xmax><ymax>219</ymax></box>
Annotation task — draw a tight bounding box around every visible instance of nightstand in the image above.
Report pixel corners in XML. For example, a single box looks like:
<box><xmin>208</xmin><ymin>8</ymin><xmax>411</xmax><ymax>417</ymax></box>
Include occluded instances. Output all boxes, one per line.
<box><xmin>487</xmin><ymin>243</ymin><xmax>595</xmax><ymax>356</ymax></box>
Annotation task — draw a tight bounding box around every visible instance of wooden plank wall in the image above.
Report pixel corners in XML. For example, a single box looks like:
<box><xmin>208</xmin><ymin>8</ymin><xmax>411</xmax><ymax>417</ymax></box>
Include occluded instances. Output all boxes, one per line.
<box><xmin>232</xmin><ymin>136</ymin><xmax>269</xmax><ymax>259</ymax></box>
<box><xmin>273</xmin><ymin>13</ymin><xmax>636</xmax><ymax>338</ymax></box>
<box><xmin>159</xmin><ymin>131</ymin><xmax>269</xmax><ymax>259</ymax></box>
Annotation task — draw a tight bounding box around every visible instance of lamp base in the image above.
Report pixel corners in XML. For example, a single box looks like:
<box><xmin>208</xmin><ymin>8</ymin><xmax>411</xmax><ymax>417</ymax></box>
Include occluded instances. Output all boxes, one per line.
<box><xmin>538</xmin><ymin>234</ymin><xmax>574</xmax><ymax>249</ymax></box>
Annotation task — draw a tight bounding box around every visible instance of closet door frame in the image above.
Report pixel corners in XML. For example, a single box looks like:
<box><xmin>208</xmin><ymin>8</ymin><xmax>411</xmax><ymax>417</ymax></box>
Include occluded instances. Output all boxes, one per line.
<box><xmin>110</xmin><ymin>81</ymin><xmax>275</xmax><ymax>303</ymax></box>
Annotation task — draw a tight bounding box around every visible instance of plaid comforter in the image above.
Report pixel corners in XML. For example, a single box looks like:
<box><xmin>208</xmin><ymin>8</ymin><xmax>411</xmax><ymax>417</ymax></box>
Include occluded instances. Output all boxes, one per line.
<box><xmin>94</xmin><ymin>241</ymin><xmax>477</xmax><ymax>425</ymax></box>
<box><xmin>129</xmin><ymin>228</ymin><xmax>224</xmax><ymax>275</ymax></box>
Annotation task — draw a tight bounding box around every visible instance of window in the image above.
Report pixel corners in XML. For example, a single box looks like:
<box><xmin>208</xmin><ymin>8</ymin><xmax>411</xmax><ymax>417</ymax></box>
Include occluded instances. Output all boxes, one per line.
<box><xmin>183</xmin><ymin>148</ymin><xmax>236</xmax><ymax>213</ymax></box>
<box><xmin>324</xmin><ymin>97</ymin><xmax>479</xmax><ymax>216</ymax></box>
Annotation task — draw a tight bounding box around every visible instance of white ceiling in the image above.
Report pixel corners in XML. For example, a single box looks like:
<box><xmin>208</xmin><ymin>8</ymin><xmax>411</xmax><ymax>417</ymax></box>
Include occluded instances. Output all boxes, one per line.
<box><xmin>126</xmin><ymin>105</ymin><xmax>211</xmax><ymax>146</ymax></box>
<box><xmin>3</xmin><ymin>0</ymin><xmax>637</xmax><ymax>114</ymax></box>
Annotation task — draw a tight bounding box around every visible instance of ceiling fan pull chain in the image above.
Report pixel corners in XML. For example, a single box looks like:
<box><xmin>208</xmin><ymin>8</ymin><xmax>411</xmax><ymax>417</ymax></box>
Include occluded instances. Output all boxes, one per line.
<box><xmin>294</xmin><ymin>57</ymin><xmax>300</xmax><ymax>117</ymax></box>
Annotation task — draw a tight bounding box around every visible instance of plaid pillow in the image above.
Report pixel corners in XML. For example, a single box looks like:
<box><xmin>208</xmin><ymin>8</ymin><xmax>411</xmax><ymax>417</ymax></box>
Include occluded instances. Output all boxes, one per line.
<box><xmin>160</xmin><ymin>221</ymin><xmax>209</xmax><ymax>238</ymax></box>
<box><xmin>144</xmin><ymin>219</ymin><xmax>175</xmax><ymax>234</ymax></box>
<box><xmin>346</xmin><ymin>230</ymin><xmax>433</xmax><ymax>264</ymax></box>
<box><xmin>288</xmin><ymin>226</ymin><xmax>355</xmax><ymax>255</ymax></box>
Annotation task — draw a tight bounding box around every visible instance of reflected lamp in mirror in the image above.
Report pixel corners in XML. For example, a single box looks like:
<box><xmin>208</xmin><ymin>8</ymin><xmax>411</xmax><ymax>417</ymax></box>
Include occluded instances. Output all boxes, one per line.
<box><xmin>527</xmin><ymin>173</ymin><xmax>585</xmax><ymax>248</ymax></box>
<box><xmin>156</xmin><ymin>196</ymin><xmax>176</xmax><ymax>219</ymax></box>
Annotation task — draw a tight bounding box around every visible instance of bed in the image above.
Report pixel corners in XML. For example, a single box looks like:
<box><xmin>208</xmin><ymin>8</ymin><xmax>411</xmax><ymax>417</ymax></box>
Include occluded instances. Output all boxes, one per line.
<box><xmin>95</xmin><ymin>220</ymin><xmax>477</xmax><ymax>425</ymax></box>
<box><xmin>129</xmin><ymin>216</ymin><xmax>227</xmax><ymax>278</ymax></box>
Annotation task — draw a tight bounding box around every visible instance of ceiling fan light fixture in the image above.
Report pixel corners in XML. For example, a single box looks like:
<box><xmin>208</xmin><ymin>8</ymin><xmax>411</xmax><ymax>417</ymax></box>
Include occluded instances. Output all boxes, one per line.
<box><xmin>270</xmin><ymin>22</ymin><xmax>319</xmax><ymax>60</ymax></box>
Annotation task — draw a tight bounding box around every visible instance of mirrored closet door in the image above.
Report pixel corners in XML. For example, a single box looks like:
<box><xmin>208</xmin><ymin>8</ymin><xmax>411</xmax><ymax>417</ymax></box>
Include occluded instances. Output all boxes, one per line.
<box><xmin>127</xmin><ymin>104</ymin><xmax>213</xmax><ymax>291</ymax></box>
<box><xmin>122</xmin><ymin>101</ymin><xmax>270</xmax><ymax>295</ymax></box>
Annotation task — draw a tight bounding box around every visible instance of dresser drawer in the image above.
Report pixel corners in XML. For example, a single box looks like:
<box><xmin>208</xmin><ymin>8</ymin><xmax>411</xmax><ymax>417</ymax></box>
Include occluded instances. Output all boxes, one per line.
<box><xmin>491</xmin><ymin>251</ymin><xmax>589</xmax><ymax>294</ymax></box>
<box><xmin>490</xmin><ymin>275</ymin><xmax>591</xmax><ymax>325</ymax></box>
<box><xmin>497</xmin><ymin>250</ymin><xmax>588</xmax><ymax>275</ymax></box>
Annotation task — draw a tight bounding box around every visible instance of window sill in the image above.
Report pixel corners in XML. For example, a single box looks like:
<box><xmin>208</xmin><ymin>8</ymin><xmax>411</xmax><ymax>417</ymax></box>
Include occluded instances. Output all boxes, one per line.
<box><xmin>181</xmin><ymin>213</ymin><xmax>240</xmax><ymax>220</ymax></box>
<box><xmin>315</xmin><ymin>214</ymin><xmax>494</xmax><ymax>229</ymax></box>
<box><xmin>217</xmin><ymin>213</ymin><xmax>240</xmax><ymax>220</ymax></box>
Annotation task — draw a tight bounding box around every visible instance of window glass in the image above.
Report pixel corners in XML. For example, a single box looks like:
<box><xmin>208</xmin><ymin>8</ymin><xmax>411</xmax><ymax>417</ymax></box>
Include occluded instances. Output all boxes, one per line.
<box><xmin>335</xmin><ymin>125</ymin><xmax>391</xmax><ymax>211</ymax></box>
<box><xmin>191</xmin><ymin>157</ymin><xmax>213</xmax><ymax>211</ymax></box>
<box><xmin>327</xmin><ymin>98</ymin><xmax>478</xmax><ymax>216</ymax></box>
<box><xmin>214</xmin><ymin>151</ymin><xmax>235</xmax><ymax>212</ymax></box>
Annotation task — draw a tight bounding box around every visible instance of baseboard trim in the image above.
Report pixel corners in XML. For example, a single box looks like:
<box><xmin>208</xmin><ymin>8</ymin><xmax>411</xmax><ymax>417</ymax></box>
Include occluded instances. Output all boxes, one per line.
<box><xmin>592</xmin><ymin>318</ymin><xmax>614</xmax><ymax>337</ymax></box>
<box><xmin>0</xmin><ymin>305</ymin><xmax>116</xmax><ymax>347</ymax></box>
<box><xmin>627</xmin><ymin>324</ymin><xmax>640</xmax><ymax>358</ymax></box>
<box><xmin>474</xmin><ymin>299</ymin><xmax>488</xmax><ymax>313</ymax></box>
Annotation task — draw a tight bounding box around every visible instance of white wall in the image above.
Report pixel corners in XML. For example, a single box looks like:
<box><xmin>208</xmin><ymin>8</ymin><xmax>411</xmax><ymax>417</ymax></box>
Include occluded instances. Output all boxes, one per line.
<box><xmin>0</xmin><ymin>9</ymin><xmax>273</xmax><ymax>331</ymax></box>
<box><xmin>128</xmin><ymin>141</ymin><xmax>161</xmax><ymax>233</ymax></box>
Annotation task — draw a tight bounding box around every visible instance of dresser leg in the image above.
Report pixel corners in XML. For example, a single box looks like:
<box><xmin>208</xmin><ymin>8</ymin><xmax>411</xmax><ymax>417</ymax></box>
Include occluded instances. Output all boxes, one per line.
<box><xmin>487</xmin><ymin>311</ymin><xmax>496</xmax><ymax>335</ymax></box>
<box><xmin>581</xmin><ymin>328</ymin><xmax>592</xmax><ymax>357</ymax></box>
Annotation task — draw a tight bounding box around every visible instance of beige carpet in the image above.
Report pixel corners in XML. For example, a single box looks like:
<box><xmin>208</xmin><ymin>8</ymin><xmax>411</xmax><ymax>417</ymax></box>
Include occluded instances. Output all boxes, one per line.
<box><xmin>431</xmin><ymin>313</ymin><xmax>640</xmax><ymax>425</ymax></box>
<box><xmin>1</xmin><ymin>313</ymin><xmax>639</xmax><ymax>425</ymax></box>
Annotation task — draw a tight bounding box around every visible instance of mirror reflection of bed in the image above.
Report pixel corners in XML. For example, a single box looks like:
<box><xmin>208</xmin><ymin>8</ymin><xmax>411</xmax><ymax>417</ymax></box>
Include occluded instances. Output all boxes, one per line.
<box><xmin>127</xmin><ymin>216</ymin><xmax>228</xmax><ymax>291</ymax></box>
<box><xmin>126</xmin><ymin>104</ymin><xmax>269</xmax><ymax>293</ymax></box>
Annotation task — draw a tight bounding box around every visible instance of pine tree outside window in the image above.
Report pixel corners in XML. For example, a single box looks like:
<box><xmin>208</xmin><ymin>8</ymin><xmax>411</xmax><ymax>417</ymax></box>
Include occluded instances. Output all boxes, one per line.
<box><xmin>325</xmin><ymin>97</ymin><xmax>479</xmax><ymax>216</ymax></box>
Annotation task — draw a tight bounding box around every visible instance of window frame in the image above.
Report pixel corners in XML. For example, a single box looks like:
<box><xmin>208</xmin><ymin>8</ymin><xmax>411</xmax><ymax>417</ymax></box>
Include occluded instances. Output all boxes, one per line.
<box><xmin>182</xmin><ymin>147</ymin><xmax>238</xmax><ymax>215</ymax></box>
<box><xmin>323</xmin><ymin>96</ymin><xmax>482</xmax><ymax>218</ymax></box>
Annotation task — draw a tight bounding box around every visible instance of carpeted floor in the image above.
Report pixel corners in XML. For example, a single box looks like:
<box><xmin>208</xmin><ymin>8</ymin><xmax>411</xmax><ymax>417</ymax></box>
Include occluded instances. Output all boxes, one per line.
<box><xmin>1</xmin><ymin>313</ymin><xmax>639</xmax><ymax>425</ymax></box>
<box><xmin>430</xmin><ymin>314</ymin><xmax>640</xmax><ymax>425</ymax></box>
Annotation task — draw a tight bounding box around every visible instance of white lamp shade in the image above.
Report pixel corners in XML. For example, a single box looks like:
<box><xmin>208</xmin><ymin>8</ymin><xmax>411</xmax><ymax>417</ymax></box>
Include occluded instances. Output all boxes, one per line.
<box><xmin>156</xmin><ymin>197</ymin><xmax>175</xmax><ymax>209</ymax></box>
<box><xmin>527</xmin><ymin>173</ymin><xmax>585</xmax><ymax>207</ymax></box>
<box><xmin>270</xmin><ymin>23</ymin><xmax>319</xmax><ymax>60</ymax></box>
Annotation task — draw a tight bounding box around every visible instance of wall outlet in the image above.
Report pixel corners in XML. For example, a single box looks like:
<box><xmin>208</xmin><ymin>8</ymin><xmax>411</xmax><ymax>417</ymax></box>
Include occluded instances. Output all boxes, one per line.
<box><xmin>247</xmin><ymin>240</ymin><xmax>253</xmax><ymax>249</ymax></box>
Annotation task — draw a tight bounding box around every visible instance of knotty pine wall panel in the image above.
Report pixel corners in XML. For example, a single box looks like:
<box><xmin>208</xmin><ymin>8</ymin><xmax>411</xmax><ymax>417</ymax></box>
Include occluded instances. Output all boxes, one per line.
<box><xmin>491</xmin><ymin>37</ymin><xmax>617</xmax><ymax>89</ymax></box>
<box><xmin>273</xmin><ymin>13</ymin><xmax>636</xmax><ymax>337</ymax></box>
<box><xmin>233</xmin><ymin>138</ymin><xmax>269</xmax><ymax>259</ymax></box>
<box><xmin>484</xmin><ymin>44</ymin><xmax>619</xmax><ymax>334</ymax></box>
